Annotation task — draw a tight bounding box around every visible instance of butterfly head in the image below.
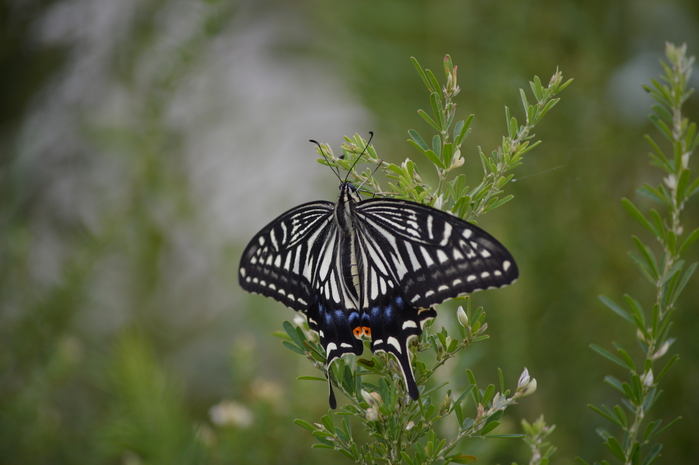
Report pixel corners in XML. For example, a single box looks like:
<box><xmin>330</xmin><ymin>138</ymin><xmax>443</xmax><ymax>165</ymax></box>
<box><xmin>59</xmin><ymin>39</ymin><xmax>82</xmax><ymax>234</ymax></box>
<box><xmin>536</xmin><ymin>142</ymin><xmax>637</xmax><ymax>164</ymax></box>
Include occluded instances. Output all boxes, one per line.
<box><xmin>338</xmin><ymin>181</ymin><xmax>362</xmax><ymax>206</ymax></box>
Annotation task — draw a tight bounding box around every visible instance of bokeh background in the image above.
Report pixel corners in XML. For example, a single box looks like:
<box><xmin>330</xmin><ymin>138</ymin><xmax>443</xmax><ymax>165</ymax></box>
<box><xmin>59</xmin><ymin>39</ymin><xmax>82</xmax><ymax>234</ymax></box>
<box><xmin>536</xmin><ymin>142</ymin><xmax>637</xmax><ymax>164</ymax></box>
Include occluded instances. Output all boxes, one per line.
<box><xmin>1</xmin><ymin>0</ymin><xmax>698</xmax><ymax>464</ymax></box>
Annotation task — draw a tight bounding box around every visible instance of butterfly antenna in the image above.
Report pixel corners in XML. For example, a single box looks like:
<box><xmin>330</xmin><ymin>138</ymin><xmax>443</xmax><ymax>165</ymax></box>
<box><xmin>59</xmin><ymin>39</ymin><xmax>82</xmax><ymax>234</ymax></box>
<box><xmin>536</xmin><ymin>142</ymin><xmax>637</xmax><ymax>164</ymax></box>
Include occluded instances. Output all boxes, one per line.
<box><xmin>356</xmin><ymin>159</ymin><xmax>384</xmax><ymax>195</ymax></box>
<box><xmin>344</xmin><ymin>131</ymin><xmax>374</xmax><ymax>183</ymax></box>
<box><xmin>310</xmin><ymin>139</ymin><xmax>342</xmax><ymax>182</ymax></box>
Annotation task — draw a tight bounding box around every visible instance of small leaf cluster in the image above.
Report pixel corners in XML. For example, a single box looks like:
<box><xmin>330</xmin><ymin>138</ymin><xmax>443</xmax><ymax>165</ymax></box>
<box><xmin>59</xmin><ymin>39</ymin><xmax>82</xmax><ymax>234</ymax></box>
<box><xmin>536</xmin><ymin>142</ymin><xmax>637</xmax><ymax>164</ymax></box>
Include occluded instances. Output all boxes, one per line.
<box><xmin>580</xmin><ymin>43</ymin><xmax>697</xmax><ymax>465</ymax></box>
<box><xmin>519</xmin><ymin>416</ymin><xmax>557</xmax><ymax>465</ymax></box>
<box><xmin>278</xmin><ymin>302</ymin><xmax>538</xmax><ymax>465</ymax></box>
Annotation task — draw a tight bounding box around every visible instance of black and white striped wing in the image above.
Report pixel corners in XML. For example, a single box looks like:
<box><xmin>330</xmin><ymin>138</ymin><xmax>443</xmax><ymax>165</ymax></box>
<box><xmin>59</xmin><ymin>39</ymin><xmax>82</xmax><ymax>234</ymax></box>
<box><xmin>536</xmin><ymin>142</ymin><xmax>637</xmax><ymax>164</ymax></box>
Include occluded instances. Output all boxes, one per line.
<box><xmin>352</xmin><ymin>198</ymin><xmax>518</xmax><ymax>399</ymax></box>
<box><xmin>238</xmin><ymin>201</ymin><xmax>335</xmax><ymax>310</ymax></box>
<box><xmin>355</xmin><ymin>198</ymin><xmax>518</xmax><ymax>307</ymax></box>
<box><xmin>238</xmin><ymin>200</ymin><xmax>365</xmax><ymax>408</ymax></box>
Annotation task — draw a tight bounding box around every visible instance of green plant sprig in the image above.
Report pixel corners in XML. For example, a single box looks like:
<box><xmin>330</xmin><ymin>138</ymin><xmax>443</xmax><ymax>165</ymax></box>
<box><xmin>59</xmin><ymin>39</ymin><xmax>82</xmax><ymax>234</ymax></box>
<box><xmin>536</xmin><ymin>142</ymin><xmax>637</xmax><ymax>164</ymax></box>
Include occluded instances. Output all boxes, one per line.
<box><xmin>294</xmin><ymin>56</ymin><xmax>569</xmax><ymax>464</ymax></box>
<box><xmin>580</xmin><ymin>42</ymin><xmax>698</xmax><ymax>465</ymax></box>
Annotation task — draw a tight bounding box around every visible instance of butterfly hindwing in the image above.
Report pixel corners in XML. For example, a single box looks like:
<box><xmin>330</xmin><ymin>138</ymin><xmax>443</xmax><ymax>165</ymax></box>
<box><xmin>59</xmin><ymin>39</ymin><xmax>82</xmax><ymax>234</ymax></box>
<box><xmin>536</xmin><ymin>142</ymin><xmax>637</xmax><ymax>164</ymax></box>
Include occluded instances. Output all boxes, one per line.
<box><xmin>364</xmin><ymin>292</ymin><xmax>436</xmax><ymax>400</ymax></box>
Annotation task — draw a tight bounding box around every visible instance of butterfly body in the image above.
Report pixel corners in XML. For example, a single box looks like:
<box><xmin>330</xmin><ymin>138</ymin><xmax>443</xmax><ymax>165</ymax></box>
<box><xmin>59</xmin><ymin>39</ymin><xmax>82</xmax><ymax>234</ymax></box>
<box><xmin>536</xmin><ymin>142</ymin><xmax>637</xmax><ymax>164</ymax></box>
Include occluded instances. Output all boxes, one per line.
<box><xmin>239</xmin><ymin>181</ymin><xmax>518</xmax><ymax>408</ymax></box>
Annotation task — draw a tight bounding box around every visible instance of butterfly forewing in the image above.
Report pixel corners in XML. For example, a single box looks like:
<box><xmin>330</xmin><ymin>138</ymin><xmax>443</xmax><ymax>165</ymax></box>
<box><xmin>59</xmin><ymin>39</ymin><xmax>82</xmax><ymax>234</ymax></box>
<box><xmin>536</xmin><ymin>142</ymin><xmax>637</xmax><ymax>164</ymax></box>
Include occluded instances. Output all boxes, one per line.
<box><xmin>355</xmin><ymin>199</ymin><xmax>518</xmax><ymax>309</ymax></box>
<box><xmin>239</xmin><ymin>201</ymin><xmax>335</xmax><ymax>311</ymax></box>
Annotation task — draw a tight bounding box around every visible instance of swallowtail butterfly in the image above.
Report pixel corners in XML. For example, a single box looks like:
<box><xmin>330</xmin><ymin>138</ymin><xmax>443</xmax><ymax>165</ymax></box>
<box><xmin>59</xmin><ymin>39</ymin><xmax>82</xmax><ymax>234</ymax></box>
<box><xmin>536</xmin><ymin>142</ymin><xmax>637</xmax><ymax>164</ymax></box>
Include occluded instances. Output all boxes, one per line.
<box><xmin>238</xmin><ymin>138</ymin><xmax>518</xmax><ymax>408</ymax></box>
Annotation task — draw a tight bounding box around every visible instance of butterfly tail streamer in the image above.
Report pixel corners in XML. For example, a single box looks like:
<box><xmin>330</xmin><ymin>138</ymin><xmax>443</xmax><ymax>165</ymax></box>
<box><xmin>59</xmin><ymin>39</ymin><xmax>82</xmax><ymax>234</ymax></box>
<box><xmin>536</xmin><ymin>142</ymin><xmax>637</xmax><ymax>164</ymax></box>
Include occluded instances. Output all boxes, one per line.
<box><xmin>367</xmin><ymin>294</ymin><xmax>437</xmax><ymax>400</ymax></box>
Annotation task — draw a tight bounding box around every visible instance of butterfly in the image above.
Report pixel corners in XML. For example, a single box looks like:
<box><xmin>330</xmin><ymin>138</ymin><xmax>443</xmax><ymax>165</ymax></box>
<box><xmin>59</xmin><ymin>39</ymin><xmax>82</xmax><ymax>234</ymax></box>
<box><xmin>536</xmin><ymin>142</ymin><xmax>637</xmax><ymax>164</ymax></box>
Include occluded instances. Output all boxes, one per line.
<box><xmin>238</xmin><ymin>137</ymin><xmax>518</xmax><ymax>408</ymax></box>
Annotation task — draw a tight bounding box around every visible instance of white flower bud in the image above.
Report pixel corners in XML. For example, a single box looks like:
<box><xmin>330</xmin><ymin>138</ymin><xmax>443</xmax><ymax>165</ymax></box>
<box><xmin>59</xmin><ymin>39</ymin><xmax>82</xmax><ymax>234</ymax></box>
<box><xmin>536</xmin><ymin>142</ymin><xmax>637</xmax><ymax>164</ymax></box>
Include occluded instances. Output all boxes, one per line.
<box><xmin>457</xmin><ymin>306</ymin><xmax>469</xmax><ymax>327</ymax></box>
<box><xmin>366</xmin><ymin>406</ymin><xmax>379</xmax><ymax>422</ymax></box>
<box><xmin>651</xmin><ymin>341</ymin><xmax>670</xmax><ymax>360</ymax></box>
<box><xmin>519</xmin><ymin>378</ymin><xmax>537</xmax><ymax>397</ymax></box>
<box><xmin>361</xmin><ymin>389</ymin><xmax>375</xmax><ymax>406</ymax></box>
<box><xmin>517</xmin><ymin>368</ymin><xmax>531</xmax><ymax>390</ymax></box>
<box><xmin>642</xmin><ymin>369</ymin><xmax>654</xmax><ymax>388</ymax></box>
<box><xmin>433</xmin><ymin>194</ymin><xmax>444</xmax><ymax>211</ymax></box>
<box><xmin>664</xmin><ymin>174</ymin><xmax>677</xmax><ymax>189</ymax></box>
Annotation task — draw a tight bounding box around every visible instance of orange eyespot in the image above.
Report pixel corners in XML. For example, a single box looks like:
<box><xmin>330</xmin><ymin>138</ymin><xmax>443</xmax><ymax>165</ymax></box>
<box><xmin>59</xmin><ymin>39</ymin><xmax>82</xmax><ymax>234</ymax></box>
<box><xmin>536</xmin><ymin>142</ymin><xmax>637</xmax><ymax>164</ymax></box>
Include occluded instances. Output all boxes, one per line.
<box><xmin>352</xmin><ymin>326</ymin><xmax>372</xmax><ymax>338</ymax></box>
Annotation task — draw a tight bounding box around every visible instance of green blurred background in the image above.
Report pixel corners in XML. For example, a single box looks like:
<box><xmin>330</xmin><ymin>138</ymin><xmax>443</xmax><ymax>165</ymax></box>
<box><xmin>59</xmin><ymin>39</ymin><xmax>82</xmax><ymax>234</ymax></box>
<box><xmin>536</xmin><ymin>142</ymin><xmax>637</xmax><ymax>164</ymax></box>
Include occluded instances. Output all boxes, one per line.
<box><xmin>1</xmin><ymin>0</ymin><xmax>698</xmax><ymax>463</ymax></box>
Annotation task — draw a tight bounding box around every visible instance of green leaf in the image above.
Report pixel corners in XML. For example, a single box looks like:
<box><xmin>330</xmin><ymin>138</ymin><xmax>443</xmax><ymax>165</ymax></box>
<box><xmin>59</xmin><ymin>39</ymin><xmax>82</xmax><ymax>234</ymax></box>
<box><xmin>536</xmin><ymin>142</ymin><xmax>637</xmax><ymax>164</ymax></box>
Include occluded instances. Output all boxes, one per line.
<box><xmin>311</xmin><ymin>443</ymin><xmax>334</xmax><ymax>450</ymax></box>
<box><xmin>519</xmin><ymin>88</ymin><xmax>530</xmax><ymax>115</ymax></box>
<box><xmin>426</xmin><ymin>69</ymin><xmax>441</xmax><ymax>97</ymax></box>
<box><xmin>655</xmin><ymin>354</ymin><xmax>679</xmax><ymax>382</ymax></box>
<box><xmin>408</xmin><ymin>129</ymin><xmax>430</xmax><ymax>151</ymax></box>
<box><xmin>590</xmin><ymin>343</ymin><xmax>628</xmax><ymax>369</ymax></box>
<box><xmin>686</xmin><ymin>175</ymin><xmax>699</xmax><ymax>198</ymax></box>
<box><xmin>283</xmin><ymin>320</ymin><xmax>305</xmax><ymax>346</ymax></box>
<box><xmin>598</xmin><ymin>295</ymin><xmax>634</xmax><ymax>324</ymax></box>
<box><xmin>321</xmin><ymin>413</ymin><xmax>334</xmax><ymax>432</ymax></box>
<box><xmin>297</xmin><ymin>376</ymin><xmax>327</xmax><ymax>381</ymax></box>
<box><xmin>670</xmin><ymin>262</ymin><xmax>697</xmax><ymax>305</ymax></box>
<box><xmin>294</xmin><ymin>419</ymin><xmax>317</xmax><ymax>431</ymax></box>
<box><xmin>442</xmin><ymin>142</ymin><xmax>454</xmax><ymax>166</ymax></box>
<box><xmin>645</xmin><ymin>416</ymin><xmax>681</xmax><ymax>442</ymax></box>
<box><xmin>679</xmin><ymin>227</ymin><xmax>699</xmax><ymax>254</ymax></box>
<box><xmin>642</xmin><ymin>444</ymin><xmax>663</xmax><ymax>465</ymax></box>
<box><xmin>675</xmin><ymin>168</ymin><xmax>690</xmax><ymax>204</ymax></box>
<box><xmin>621</xmin><ymin>198</ymin><xmax>659</xmax><ymax>238</ymax></box>
<box><xmin>488</xmin><ymin>194</ymin><xmax>514</xmax><ymax>211</ymax></box>
<box><xmin>430</xmin><ymin>92</ymin><xmax>444</xmax><ymax>129</ymax></box>
<box><xmin>282</xmin><ymin>340</ymin><xmax>306</xmax><ymax>355</ymax></box>
<box><xmin>480</xmin><ymin>420</ymin><xmax>500</xmax><ymax>436</ymax></box>
<box><xmin>446</xmin><ymin>454</ymin><xmax>478</xmax><ymax>464</ymax></box>
<box><xmin>622</xmin><ymin>294</ymin><xmax>646</xmax><ymax>329</ymax></box>
<box><xmin>411</xmin><ymin>57</ymin><xmax>436</xmax><ymax>92</ymax></box>
<box><xmin>588</xmin><ymin>405</ymin><xmax>624</xmax><ymax>427</ymax></box>
<box><xmin>604</xmin><ymin>436</ymin><xmax>627</xmax><ymax>462</ymax></box>
<box><xmin>612</xmin><ymin>405</ymin><xmax>628</xmax><ymax>428</ymax></box>
<box><xmin>418</xmin><ymin>109</ymin><xmax>441</xmax><ymax>131</ymax></box>
<box><xmin>649</xmin><ymin>114</ymin><xmax>673</xmax><ymax>142</ymax></box>
<box><xmin>603</xmin><ymin>375</ymin><xmax>625</xmax><ymax>395</ymax></box>
<box><xmin>612</xmin><ymin>342</ymin><xmax>636</xmax><ymax>372</ymax></box>
<box><xmin>631</xmin><ymin>236</ymin><xmax>659</xmax><ymax>280</ymax></box>
<box><xmin>481</xmin><ymin>384</ymin><xmax>495</xmax><ymax>406</ymax></box>
<box><xmin>432</xmin><ymin>134</ymin><xmax>442</xmax><ymax>160</ymax></box>
<box><xmin>636</xmin><ymin>185</ymin><xmax>665</xmax><ymax>203</ymax></box>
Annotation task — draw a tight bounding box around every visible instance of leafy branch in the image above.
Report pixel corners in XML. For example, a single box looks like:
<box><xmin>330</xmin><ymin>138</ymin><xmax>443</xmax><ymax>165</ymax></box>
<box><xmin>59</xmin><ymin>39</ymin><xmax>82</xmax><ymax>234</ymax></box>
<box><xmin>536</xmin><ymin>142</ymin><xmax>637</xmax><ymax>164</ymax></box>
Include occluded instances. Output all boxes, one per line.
<box><xmin>580</xmin><ymin>42</ymin><xmax>698</xmax><ymax>465</ymax></box>
<box><xmin>293</xmin><ymin>55</ymin><xmax>569</xmax><ymax>464</ymax></box>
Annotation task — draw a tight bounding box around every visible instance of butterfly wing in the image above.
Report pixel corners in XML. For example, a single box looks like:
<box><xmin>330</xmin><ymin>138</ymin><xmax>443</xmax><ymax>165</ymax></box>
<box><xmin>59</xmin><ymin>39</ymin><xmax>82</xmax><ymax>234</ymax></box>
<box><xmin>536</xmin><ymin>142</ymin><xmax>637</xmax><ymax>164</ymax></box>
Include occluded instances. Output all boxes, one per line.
<box><xmin>238</xmin><ymin>201</ymin><xmax>364</xmax><ymax>408</ymax></box>
<box><xmin>239</xmin><ymin>201</ymin><xmax>335</xmax><ymax>310</ymax></box>
<box><xmin>356</xmin><ymin>198</ymin><xmax>518</xmax><ymax>305</ymax></box>
<box><xmin>353</xmin><ymin>198</ymin><xmax>518</xmax><ymax>399</ymax></box>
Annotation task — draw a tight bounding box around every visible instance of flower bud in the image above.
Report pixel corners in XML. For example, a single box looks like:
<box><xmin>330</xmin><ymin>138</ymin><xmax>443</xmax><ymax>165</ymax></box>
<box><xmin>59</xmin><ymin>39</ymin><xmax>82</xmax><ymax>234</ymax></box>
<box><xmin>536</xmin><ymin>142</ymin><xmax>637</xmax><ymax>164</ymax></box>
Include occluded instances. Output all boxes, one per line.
<box><xmin>651</xmin><ymin>341</ymin><xmax>670</xmax><ymax>360</ymax></box>
<box><xmin>642</xmin><ymin>369</ymin><xmax>654</xmax><ymax>388</ymax></box>
<box><xmin>517</xmin><ymin>368</ymin><xmax>531</xmax><ymax>390</ymax></box>
<box><xmin>433</xmin><ymin>194</ymin><xmax>444</xmax><ymax>211</ymax></box>
<box><xmin>366</xmin><ymin>406</ymin><xmax>379</xmax><ymax>422</ymax></box>
<box><xmin>361</xmin><ymin>389</ymin><xmax>382</xmax><ymax>407</ymax></box>
<box><xmin>519</xmin><ymin>378</ymin><xmax>537</xmax><ymax>397</ymax></box>
<box><xmin>457</xmin><ymin>306</ymin><xmax>469</xmax><ymax>328</ymax></box>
